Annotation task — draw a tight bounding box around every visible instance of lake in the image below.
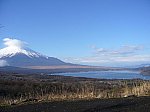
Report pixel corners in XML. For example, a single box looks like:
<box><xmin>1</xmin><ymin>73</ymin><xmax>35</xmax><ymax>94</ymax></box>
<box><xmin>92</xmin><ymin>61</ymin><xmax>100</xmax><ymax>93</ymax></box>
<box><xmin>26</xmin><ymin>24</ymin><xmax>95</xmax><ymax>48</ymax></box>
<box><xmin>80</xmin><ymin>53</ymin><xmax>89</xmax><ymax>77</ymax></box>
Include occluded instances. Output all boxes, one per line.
<box><xmin>53</xmin><ymin>70</ymin><xmax>150</xmax><ymax>80</ymax></box>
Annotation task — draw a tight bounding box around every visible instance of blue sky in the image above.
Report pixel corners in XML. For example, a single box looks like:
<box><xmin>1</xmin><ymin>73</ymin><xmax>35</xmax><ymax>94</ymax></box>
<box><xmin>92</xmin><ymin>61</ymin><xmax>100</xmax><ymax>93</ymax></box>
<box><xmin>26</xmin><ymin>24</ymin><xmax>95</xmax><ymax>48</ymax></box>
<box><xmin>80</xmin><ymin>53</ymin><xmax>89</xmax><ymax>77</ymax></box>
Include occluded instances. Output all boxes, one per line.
<box><xmin>0</xmin><ymin>0</ymin><xmax>150</xmax><ymax>66</ymax></box>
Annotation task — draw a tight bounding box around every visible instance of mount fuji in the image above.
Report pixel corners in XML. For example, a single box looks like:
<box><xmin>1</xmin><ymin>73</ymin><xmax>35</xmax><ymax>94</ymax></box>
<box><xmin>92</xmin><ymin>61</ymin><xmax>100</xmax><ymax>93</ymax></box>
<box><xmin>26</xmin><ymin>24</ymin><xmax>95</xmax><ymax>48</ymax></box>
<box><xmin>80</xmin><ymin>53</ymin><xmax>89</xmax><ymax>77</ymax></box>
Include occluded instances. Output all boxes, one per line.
<box><xmin>0</xmin><ymin>38</ymin><xmax>125</xmax><ymax>74</ymax></box>
<box><xmin>0</xmin><ymin>39</ymin><xmax>71</xmax><ymax>67</ymax></box>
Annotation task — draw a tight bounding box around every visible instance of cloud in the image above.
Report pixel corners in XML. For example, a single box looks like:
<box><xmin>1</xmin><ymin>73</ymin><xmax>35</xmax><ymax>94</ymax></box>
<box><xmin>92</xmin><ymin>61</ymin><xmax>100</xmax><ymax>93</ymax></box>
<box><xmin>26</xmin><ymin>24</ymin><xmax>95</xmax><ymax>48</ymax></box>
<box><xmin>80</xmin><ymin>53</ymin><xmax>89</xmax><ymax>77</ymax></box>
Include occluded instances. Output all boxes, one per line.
<box><xmin>63</xmin><ymin>45</ymin><xmax>150</xmax><ymax>66</ymax></box>
<box><xmin>63</xmin><ymin>54</ymin><xmax>150</xmax><ymax>66</ymax></box>
<box><xmin>92</xmin><ymin>45</ymin><xmax>143</xmax><ymax>56</ymax></box>
<box><xmin>3</xmin><ymin>38</ymin><xmax>27</xmax><ymax>48</ymax></box>
<box><xmin>91</xmin><ymin>45</ymin><xmax>107</xmax><ymax>54</ymax></box>
<box><xmin>112</xmin><ymin>45</ymin><xmax>143</xmax><ymax>55</ymax></box>
<box><xmin>0</xmin><ymin>60</ymin><xmax>8</xmax><ymax>67</ymax></box>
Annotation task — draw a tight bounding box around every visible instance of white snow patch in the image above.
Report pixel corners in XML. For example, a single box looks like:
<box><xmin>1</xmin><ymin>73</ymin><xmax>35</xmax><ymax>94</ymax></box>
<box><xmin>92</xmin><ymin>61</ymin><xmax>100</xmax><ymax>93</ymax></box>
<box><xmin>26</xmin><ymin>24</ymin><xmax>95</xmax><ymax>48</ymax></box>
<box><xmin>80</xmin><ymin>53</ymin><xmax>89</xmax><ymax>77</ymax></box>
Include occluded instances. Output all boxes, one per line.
<box><xmin>0</xmin><ymin>38</ymin><xmax>49</xmax><ymax>59</ymax></box>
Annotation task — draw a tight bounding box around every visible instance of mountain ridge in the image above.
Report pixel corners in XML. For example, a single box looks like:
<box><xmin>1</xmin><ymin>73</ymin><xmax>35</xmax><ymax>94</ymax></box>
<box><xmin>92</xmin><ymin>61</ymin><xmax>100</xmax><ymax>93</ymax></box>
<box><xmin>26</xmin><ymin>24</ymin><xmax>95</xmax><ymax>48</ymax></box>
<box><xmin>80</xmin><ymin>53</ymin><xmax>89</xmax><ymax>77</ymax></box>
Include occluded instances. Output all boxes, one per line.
<box><xmin>0</xmin><ymin>46</ymin><xmax>72</xmax><ymax>67</ymax></box>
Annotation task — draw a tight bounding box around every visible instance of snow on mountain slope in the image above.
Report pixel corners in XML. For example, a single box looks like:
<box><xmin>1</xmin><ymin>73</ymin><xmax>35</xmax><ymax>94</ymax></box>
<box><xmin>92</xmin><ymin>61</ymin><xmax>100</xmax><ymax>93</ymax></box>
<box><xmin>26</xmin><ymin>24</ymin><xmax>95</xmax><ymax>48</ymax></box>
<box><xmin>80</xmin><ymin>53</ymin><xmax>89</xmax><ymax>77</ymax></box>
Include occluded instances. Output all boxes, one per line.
<box><xmin>0</xmin><ymin>46</ymin><xmax>48</xmax><ymax>58</ymax></box>
<box><xmin>0</xmin><ymin>38</ymin><xmax>70</xmax><ymax>67</ymax></box>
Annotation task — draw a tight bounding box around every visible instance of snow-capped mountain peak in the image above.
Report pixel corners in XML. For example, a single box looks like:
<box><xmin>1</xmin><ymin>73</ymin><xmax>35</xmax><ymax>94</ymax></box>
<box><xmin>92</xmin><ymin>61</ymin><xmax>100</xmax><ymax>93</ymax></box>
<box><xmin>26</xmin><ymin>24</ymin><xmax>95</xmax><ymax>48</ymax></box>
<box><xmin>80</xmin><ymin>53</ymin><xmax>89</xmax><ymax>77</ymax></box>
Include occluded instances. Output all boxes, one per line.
<box><xmin>0</xmin><ymin>38</ymin><xmax>69</xmax><ymax>67</ymax></box>
<box><xmin>0</xmin><ymin>46</ymin><xmax>48</xmax><ymax>58</ymax></box>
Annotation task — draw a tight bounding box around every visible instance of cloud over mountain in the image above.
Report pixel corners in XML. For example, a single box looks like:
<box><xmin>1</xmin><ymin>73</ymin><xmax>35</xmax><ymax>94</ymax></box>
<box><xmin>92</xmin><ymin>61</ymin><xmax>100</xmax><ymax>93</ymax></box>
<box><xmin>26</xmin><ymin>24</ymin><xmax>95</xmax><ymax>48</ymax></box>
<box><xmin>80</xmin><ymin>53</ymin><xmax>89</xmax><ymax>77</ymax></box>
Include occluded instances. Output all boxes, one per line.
<box><xmin>3</xmin><ymin>38</ymin><xmax>27</xmax><ymax>48</ymax></box>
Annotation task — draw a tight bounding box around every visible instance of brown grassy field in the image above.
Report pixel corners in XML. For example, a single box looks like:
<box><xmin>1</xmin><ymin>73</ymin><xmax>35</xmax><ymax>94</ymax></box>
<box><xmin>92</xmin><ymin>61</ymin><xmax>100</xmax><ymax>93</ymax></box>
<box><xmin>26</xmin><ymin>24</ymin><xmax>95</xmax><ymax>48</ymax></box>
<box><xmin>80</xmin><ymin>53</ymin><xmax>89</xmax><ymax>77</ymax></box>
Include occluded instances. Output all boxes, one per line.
<box><xmin>0</xmin><ymin>73</ymin><xmax>150</xmax><ymax>112</ymax></box>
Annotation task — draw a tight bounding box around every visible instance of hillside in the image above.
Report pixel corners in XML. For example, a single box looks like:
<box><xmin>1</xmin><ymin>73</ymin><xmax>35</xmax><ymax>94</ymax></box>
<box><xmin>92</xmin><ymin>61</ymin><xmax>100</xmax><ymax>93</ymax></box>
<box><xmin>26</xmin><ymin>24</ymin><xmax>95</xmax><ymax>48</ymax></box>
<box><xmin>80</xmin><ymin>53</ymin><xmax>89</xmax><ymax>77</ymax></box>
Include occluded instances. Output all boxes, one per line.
<box><xmin>0</xmin><ymin>42</ymin><xmax>72</xmax><ymax>67</ymax></box>
<box><xmin>0</xmin><ymin>73</ymin><xmax>150</xmax><ymax>106</ymax></box>
<box><xmin>0</xmin><ymin>73</ymin><xmax>150</xmax><ymax>112</ymax></box>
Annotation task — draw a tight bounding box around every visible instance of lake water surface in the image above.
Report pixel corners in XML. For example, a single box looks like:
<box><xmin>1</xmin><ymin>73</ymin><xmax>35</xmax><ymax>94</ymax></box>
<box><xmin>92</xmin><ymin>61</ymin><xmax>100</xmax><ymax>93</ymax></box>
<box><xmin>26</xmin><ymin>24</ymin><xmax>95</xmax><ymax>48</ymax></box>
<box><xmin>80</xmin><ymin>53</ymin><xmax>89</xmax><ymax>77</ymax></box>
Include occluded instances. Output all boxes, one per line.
<box><xmin>53</xmin><ymin>70</ymin><xmax>150</xmax><ymax>80</ymax></box>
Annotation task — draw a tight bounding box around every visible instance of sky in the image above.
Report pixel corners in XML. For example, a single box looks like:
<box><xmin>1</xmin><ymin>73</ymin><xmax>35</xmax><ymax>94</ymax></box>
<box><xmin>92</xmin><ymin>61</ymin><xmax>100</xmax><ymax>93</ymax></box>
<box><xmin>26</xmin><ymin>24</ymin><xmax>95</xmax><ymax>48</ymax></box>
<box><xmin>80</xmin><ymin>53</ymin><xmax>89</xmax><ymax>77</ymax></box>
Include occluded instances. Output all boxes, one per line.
<box><xmin>0</xmin><ymin>0</ymin><xmax>150</xmax><ymax>66</ymax></box>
